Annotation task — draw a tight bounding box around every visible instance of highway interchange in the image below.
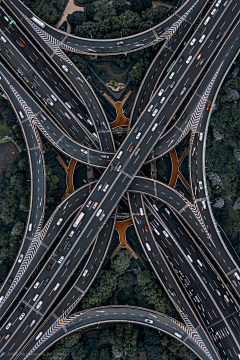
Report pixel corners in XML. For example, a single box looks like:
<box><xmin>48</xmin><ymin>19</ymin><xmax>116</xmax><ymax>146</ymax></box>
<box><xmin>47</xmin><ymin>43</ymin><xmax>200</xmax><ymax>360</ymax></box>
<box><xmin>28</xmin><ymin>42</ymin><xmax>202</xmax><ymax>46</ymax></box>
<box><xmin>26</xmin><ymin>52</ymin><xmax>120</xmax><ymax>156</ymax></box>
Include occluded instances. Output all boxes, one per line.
<box><xmin>0</xmin><ymin>0</ymin><xmax>239</xmax><ymax>359</ymax></box>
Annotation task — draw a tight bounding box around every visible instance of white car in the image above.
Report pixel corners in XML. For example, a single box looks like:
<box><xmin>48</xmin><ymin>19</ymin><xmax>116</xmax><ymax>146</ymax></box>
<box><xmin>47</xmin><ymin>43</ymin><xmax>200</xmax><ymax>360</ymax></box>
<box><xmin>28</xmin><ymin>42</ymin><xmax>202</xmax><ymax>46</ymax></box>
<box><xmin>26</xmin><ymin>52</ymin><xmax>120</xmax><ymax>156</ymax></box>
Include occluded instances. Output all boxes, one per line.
<box><xmin>97</xmin><ymin>184</ymin><xmax>103</xmax><ymax>191</ymax></box>
<box><xmin>152</xmin><ymin>109</ymin><xmax>158</xmax><ymax>117</ymax></box>
<box><xmin>190</xmin><ymin>38</ymin><xmax>196</xmax><ymax>46</ymax></box>
<box><xmin>19</xmin><ymin>111</ymin><xmax>24</xmax><ymax>119</ymax></box>
<box><xmin>58</xmin><ymin>256</ymin><xmax>65</xmax><ymax>264</ymax></box>
<box><xmin>215</xmin><ymin>0</ymin><xmax>221</xmax><ymax>6</ymax></box>
<box><xmin>224</xmin><ymin>295</ymin><xmax>229</xmax><ymax>303</ymax></box>
<box><xmin>0</xmin><ymin>36</ymin><xmax>7</xmax><ymax>43</ymax></box>
<box><xmin>19</xmin><ymin>313</ymin><xmax>25</xmax><ymax>320</ymax></box>
<box><xmin>201</xmin><ymin>200</ymin><xmax>206</xmax><ymax>209</ymax></box>
<box><xmin>57</xmin><ymin>218</ymin><xmax>63</xmax><ymax>226</ymax></box>
<box><xmin>180</xmin><ymin>87</ymin><xmax>187</xmax><ymax>95</ymax></box>
<box><xmin>34</xmin><ymin>281</ymin><xmax>40</xmax><ymax>289</ymax></box>
<box><xmin>35</xmin><ymin>332</ymin><xmax>43</xmax><ymax>340</ymax></box>
<box><xmin>197</xmin><ymin>259</ymin><xmax>203</xmax><ymax>267</ymax></box>
<box><xmin>103</xmin><ymin>183</ymin><xmax>109</xmax><ymax>192</ymax></box>
<box><xmin>163</xmin><ymin>230</ymin><xmax>169</xmax><ymax>238</ymax></box>
<box><xmin>69</xmin><ymin>230</ymin><xmax>75</xmax><ymax>237</ymax></box>
<box><xmin>62</xmin><ymin>65</ymin><xmax>69</xmax><ymax>72</ymax></box>
<box><xmin>211</xmin><ymin>8</ymin><xmax>217</xmax><ymax>15</ymax></box>
<box><xmin>50</xmin><ymin>94</ymin><xmax>57</xmax><ymax>102</ymax></box>
<box><xmin>174</xmin><ymin>332</ymin><xmax>182</xmax><ymax>339</ymax></box>
<box><xmin>29</xmin><ymin>319</ymin><xmax>36</xmax><ymax>328</ymax></box>
<box><xmin>99</xmin><ymin>212</ymin><xmax>106</xmax><ymax>221</ymax></box>
<box><xmin>233</xmin><ymin>272</ymin><xmax>240</xmax><ymax>280</ymax></box>
<box><xmin>146</xmin><ymin>243</ymin><xmax>151</xmax><ymax>251</ymax></box>
<box><xmin>199</xmin><ymin>35</ymin><xmax>206</xmax><ymax>43</ymax></box>
<box><xmin>116</xmin><ymin>164</ymin><xmax>122</xmax><ymax>172</ymax></box>
<box><xmin>47</xmin><ymin>98</ymin><xmax>54</xmax><ymax>106</ymax></box>
<box><xmin>160</xmin><ymin>97</ymin><xmax>166</xmax><ymax>104</ymax></box>
<box><xmin>158</xmin><ymin>89</ymin><xmax>164</xmax><ymax>97</ymax></box>
<box><xmin>96</xmin><ymin>209</ymin><xmax>103</xmax><ymax>218</ymax></box>
<box><xmin>117</xmin><ymin>151</ymin><xmax>123</xmax><ymax>159</ymax></box>
<box><xmin>36</xmin><ymin>301</ymin><xmax>43</xmax><ymax>310</ymax></box>
<box><xmin>33</xmin><ymin>294</ymin><xmax>39</xmax><ymax>302</ymax></box>
<box><xmin>199</xmin><ymin>133</ymin><xmax>203</xmax><ymax>141</ymax></box>
<box><xmin>187</xmin><ymin>255</ymin><xmax>193</xmax><ymax>263</ymax></box>
<box><xmin>169</xmin><ymin>71</ymin><xmax>175</xmax><ymax>80</ymax></box>
<box><xmin>186</xmin><ymin>56</ymin><xmax>192</xmax><ymax>64</ymax></box>
<box><xmin>6</xmin><ymin>323</ymin><xmax>12</xmax><ymax>330</ymax></box>
<box><xmin>216</xmin><ymin>289</ymin><xmax>221</xmax><ymax>296</ymax></box>
<box><xmin>199</xmin><ymin>181</ymin><xmax>203</xmax><ymax>190</ymax></box>
<box><xmin>83</xmin><ymin>269</ymin><xmax>88</xmax><ymax>277</ymax></box>
<box><xmin>81</xmin><ymin>149</ymin><xmax>87</xmax><ymax>155</ymax></box>
<box><xmin>148</xmin><ymin>105</ymin><xmax>154</xmax><ymax>112</ymax></box>
<box><xmin>151</xmin><ymin>123</ymin><xmax>158</xmax><ymax>131</ymax></box>
<box><xmin>145</xmin><ymin>319</ymin><xmax>153</xmax><ymax>324</ymax></box>
<box><xmin>136</xmin><ymin>132</ymin><xmax>141</xmax><ymax>140</ymax></box>
<box><xmin>18</xmin><ymin>254</ymin><xmax>24</xmax><ymax>263</ymax></box>
<box><xmin>65</xmin><ymin>102</ymin><xmax>71</xmax><ymax>109</ymax></box>
<box><xmin>204</xmin><ymin>16</ymin><xmax>211</xmax><ymax>25</ymax></box>
<box><xmin>165</xmin><ymin>208</ymin><xmax>170</xmax><ymax>215</ymax></box>
<box><xmin>139</xmin><ymin>208</ymin><xmax>144</xmax><ymax>216</ymax></box>
<box><xmin>0</xmin><ymin>296</ymin><xmax>4</xmax><ymax>303</ymax></box>
<box><xmin>53</xmin><ymin>283</ymin><xmax>60</xmax><ymax>291</ymax></box>
<box><xmin>153</xmin><ymin>228</ymin><xmax>160</xmax><ymax>235</ymax></box>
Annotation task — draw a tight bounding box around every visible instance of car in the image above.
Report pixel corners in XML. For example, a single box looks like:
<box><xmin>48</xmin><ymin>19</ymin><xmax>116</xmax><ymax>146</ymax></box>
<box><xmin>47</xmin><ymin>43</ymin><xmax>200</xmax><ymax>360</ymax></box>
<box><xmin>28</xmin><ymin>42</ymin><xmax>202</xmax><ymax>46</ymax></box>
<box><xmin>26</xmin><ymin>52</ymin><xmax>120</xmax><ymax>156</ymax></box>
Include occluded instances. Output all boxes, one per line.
<box><xmin>153</xmin><ymin>228</ymin><xmax>160</xmax><ymax>235</ymax></box>
<box><xmin>29</xmin><ymin>319</ymin><xmax>36</xmax><ymax>328</ymax></box>
<box><xmin>196</xmin><ymin>53</ymin><xmax>202</xmax><ymax>61</ymax></box>
<box><xmin>33</xmin><ymin>294</ymin><xmax>39</xmax><ymax>302</ymax></box>
<box><xmin>145</xmin><ymin>319</ymin><xmax>153</xmax><ymax>324</ymax></box>
<box><xmin>4</xmin><ymin>48</ymin><xmax>10</xmax><ymax>54</ymax></box>
<box><xmin>58</xmin><ymin>246</ymin><xmax>64</xmax><ymax>253</ymax></box>
<box><xmin>4</xmin><ymin>16</ymin><xmax>9</xmax><ymax>22</ymax></box>
<box><xmin>199</xmin><ymin>35</ymin><xmax>206</xmax><ymax>43</ymax></box>
<box><xmin>158</xmin><ymin>89</ymin><xmax>164</xmax><ymax>96</ymax></box>
<box><xmin>109</xmin><ymin>165</ymin><xmax>114</xmax><ymax>172</ymax></box>
<box><xmin>43</xmin><ymin>277</ymin><xmax>50</xmax><ymax>285</ymax></box>
<box><xmin>86</xmin><ymin>200</ymin><xmax>92</xmax><ymax>208</ymax></box>
<box><xmin>101</xmin><ymin>154</ymin><xmax>109</xmax><ymax>159</ymax></box>
<box><xmin>216</xmin><ymin>289</ymin><xmax>221</xmax><ymax>296</ymax></box>
<box><xmin>34</xmin><ymin>281</ymin><xmax>40</xmax><ymax>289</ymax></box>
<box><xmin>0</xmin><ymin>353</ymin><xmax>5</xmax><ymax>358</ymax></box>
<box><xmin>186</xmin><ymin>55</ymin><xmax>192</xmax><ymax>64</ymax></box>
<box><xmin>232</xmin><ymin>280</ymin><xmax>238</xmax><ymax>287</ymax></box>
<box><xmin>117</xmin><ymin>40</ymin><xmax>124</xmax><ymax>45</ymax></box>
<box><xmin>58</xmin><ymin>256</ymin><xmax>65</xmax><ymax>264</ymax></box>
<box><xmin>170</xmin><ymin>81</ymin><xmax>176</xmax><ymax>89</ymax></box>
<box><xmin>7</xmin><ymin>278</ymin><xmax>13</xmax><ymax>284</ymax></box>
<box><xmin>224</xmin><ymin>295</ymin><xmax>229</xmax><ymax>302</ymax></box>
<box><xmin>146</xmin><ymin>243</ymin><xmax>151</xmax><ymax>251</ymax></box>
<box><xmin>169</xmin><ymin>96</ymin><xmax>175</xmax><ymax>104</ymax></box>
<box><xmin>103</xmin><ymin>183</ymin><xmax>109</xmax><ymax>192</ymax></box>
<box><xmin>5</xmin><ymin>333</ymin><xmax>11</xmax><ymax>340</ymax></box>
<box><xmin>0</xmin><ymin>36</ymin><xmax>7</xmax><ymax>43</ymax></box>
<box><xmin>69</xmin><ymin>230</ymin><xmax>75</xmax><ymax>238</ymax></box>
<box><xmin>19</xmin><ymin>111</ymin><xmax>24</xmax><ymax>119</ymax></box>
<box><xmin>165</xmin><ymin>208</ymin><xmax>170</xmax><ymax>215</ymax></box>
<box><xmin>201</xmin><ymin>200</ymin><xmax>206</xmax><ymax>209</ymax></box>
<box><xmin>207</xmin><ymin>242</ymin><xmax>213</xmax><ymax>249</ymax></box>
<box><xmin>199</xmin><ymin>132</ymin><xmax>203</xmax><ymax>141</ymax></box>
<box><xmin>233</xmin><ymin>272</ymin><xmax>240</xmax><ymax>280</ymax></box>
<box><xmin>96</xmin><ymin>209</ymin><xmax>103</xmax><ymax>218</ymax></box>
<box><xmin>66</xmin><ymin>243</ymin><xmax>72</xmax><ymax>251</ymax></box>
<box><xmin>46</xmin><ymin>98</ymin><xmax>54</xmax><ymax>106</ymax></box>
<box><xmin>86</xmin><ymin>100</ymin><xmax>91</xmax><ymax>108</ymax></box>
<box><xmin>97</xmin><ymin>184</ymin><xmax>103</xmax><ymax>191</ymax></box>
<box><xmin>160</xmin><ymin>97</ymin><xmax>166</xmax><ymax>104</ymax></box>
<box><xmin>148</xmin><ymin>105</ymin><xmax>154</xmax><ymax>112</ymax></box>
<box><xmin>62</xmin><ymin>65</ymin><xmax>69</xmax><ymax>72</ymax></box>
<box><xmin>178</xmin><ymin>56</ymin><xmax>184</xmax><ymax>64</ymax></box>
<box><xmin>215</xmin><ymin>31</ymin><xmax>222</xmax><ymax>40</ymax></box>
<box><xmin>65</xmin><ymin>259</ymin><xmax>71</xmax><ymax>267</ymax></box>
<box><xmin>199</xmin><ymin>58</ymin><xmax>205</xmax><ymax>66</ymax></box>
<box><xmin>160</xmin><ymin>118</ymin><xmax>166</xmax><ymax>126</ymax></box>
<box><xmin>144</xmin><ymin>225</ymin><xmax>149</xmax><ymax>233</ymax></box>
<box><xmin>117</xmin><ymin>151</ymin><xmax>123</xmax><ymax>159</ymax></box>
<box><xmin>53</xmin><ymin>283</ymin><xmax>60</xmax><ymax>291</ymax></box>
<box><xmin>206</xmin><ymin>102</ymin><xmax>211</xmax><ymax>111</ymax></box>
<box><xmin>190</xmin><ymin>38</ymin><xmax>196</xmax><ymax>46</ymax></box>
<box><xmin>215</xmin><ymin>0</ymin><xmax>221</xmax><ymax>6</ymax></box>
<box><xmin>99</xmin><ymin>212</ymin><xmax>106</xmax><ymax>221</ymax></box>
<box><xmin>36</xmin><ymin>91</ymin><xmax>41</xmax><ymax>98</ymax></box>
<box><xmin>18</xmin><ymin>304</ymin><xmax>25</xmax><ymax>311</ymax></box>
<box><xmin>57</xmin><ymin>218</ymin><xmax>63</xmax><ymax>226</ymax></box>
<box><xmin>169</xmin><ymin>72</ymin><xmax>175</xmax><ymax>80</ymax></box>
<box><xmin>129</xmin><ymin>145</ymin><xmax>135</xmax><ymax>152</ymax></box>
<box><xmin>223</xmin><ymin>0</ymin><xmax>228</xmax><ymax>5</ymax></box>
<box><xmin>202</xmin><ymin>276</ymin><xmax>207</xmax><ymax>283</ymax></box>
<box><xmin>211</xmin><ymin>8</ymin><xmax>217</xmax><ymax>15</ymax></box>
<box><xmin>18</xmin><ymin>41</ymin><xmax>25</xmax><ymax>48</ymax></box>
<box><xmin>174</xmin><ymin>332</ymin><xmax>182</xmax><ymax>338</ymax></box>
<box><xmin>134</xmin><ymin>148</ymin><xmax>141</xmax><ymax>156</ymax></box>
<box><xmin>18</xmin><ymin>254</ymin><xmax>24</xmax><ymax>263</ymax></box>
<box><xmin>152</xmin><ymin>123</ymin><xmax>158</xmax><ymax>132</ymax></box>
<box><xmin>36</xmin><ymin>301</ymin><xmax>43</xmax><ymax>310</ymax></box>
<box><xmin>83</xmin><ymin>269</ymin><xmax>89</xmax><ymax>277</ymax></box>
<box><xmin>136</xmin><ymin>132</ymin><xmax>141</xmax><ymax>139</ymax></box>
<box><xmin>76</xmin><ymin>230</ymin><xmax>81</xmax><ymax>236</ymax></box>
<box><xmin>199</xmin><ymin>181</ymin><xmax>203</xmax><ymax>190</ymax></box>
<box><xmin>116</xmin><ymin>164</ymin><xmax>121</xmax><ymax>172</ymax></box>
<box><xmin>197</xmin><ymin>259</ymin><xmax>203</xmax><ymax>267</ymax></box>
<box><xmin>153</xmin><ymin>204</ymin><xmax>158</xmax><ymax>211</ymax></box>
<box><xmin>0</xmin><ymin>296</ymin><xmax>4</xmax><ymax>303</ymax></box>
<box><xmin>187</xmin><ymin>255</ymin><xmax>193</xmax><ymax>263</ymax></box>
<box><xmin>81</xmin><ymin>148</ymin><xmax>87</xmax><ymax>155</ymax></box>
<box><xmin>92</xmin><ymin>202</ymin><xmax>98</xmax><ymax>209</ymax></box>
<box><xmin>53</xmin><ymin>79</ymin><xmax>57</xmax><ymax>85</ymax></box>
<box><xmin>51</xmin><ymin>94</ymin><xmax>57</xmax><ymax>102</ymax></box>
<box><xmin>180</xmin><ymin>87</ymin><xmax>187</xmax><ymax>95</ymax></box>
<box><xmin>6</xmin><ymin>323</ymin><xmax>12</xmax><ymax>330</ymax></box>
<box><xmin>19</xmin><ymin>313</ymin><xmax>25</xmax><ymax>320</ymax></box>
<box><xmin>139</xmin><ymin>208</ymin><xmax>144</xmax><ymax>216</ymax></box>
<box><xmin>65</xmin><ymin>102</ymin><xmax>71</xmax><ymax>109</ymax></box>
<box><xmin>35</xmin><ymin>332</ymin><xmax>43</xmax><ymax>340</ymax></box>
<box><xmin>204</xmin><ymin>16</ymin><xmax>211</xmax><ymax>25</ymax></box>
<box><xmin>88</xmin><ymin>119</ymin><xmax>94</xmax><ymax>126</ymax></box>
<box><xmin>152</xmin><ymin>109</ymin><xmax>158</xmax><ymax>117</ymax></box>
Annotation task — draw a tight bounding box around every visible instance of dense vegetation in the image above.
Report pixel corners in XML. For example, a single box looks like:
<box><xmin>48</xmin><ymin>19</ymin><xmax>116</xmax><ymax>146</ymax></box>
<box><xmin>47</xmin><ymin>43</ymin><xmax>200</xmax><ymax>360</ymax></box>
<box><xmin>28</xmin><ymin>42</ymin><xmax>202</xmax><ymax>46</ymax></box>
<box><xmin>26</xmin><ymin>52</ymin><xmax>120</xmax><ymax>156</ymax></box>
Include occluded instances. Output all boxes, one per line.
<box><xmin>40</xmin><ymin>250</ymin><xmax>196</xmax><ymax>360</ymax></box>
<box><xmin>206</xmin><ymin>55</ymin><xmax>240</xmax><ymax>255</ymax></box>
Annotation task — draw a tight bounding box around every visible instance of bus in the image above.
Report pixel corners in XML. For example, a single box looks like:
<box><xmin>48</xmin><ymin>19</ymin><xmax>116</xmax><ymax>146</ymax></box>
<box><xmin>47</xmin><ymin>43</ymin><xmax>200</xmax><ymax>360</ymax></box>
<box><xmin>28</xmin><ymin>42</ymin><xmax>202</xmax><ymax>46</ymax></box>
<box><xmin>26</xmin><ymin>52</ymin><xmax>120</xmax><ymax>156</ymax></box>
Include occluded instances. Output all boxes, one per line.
<box><xmin>73</xmin><ymin>212</ymin><xmax>85</xmax><ymax>228</ymax></box>
<box><xmin>31</xmin><ymin>16</ymin><xmax>45</xmax><ymax>29</ymax></box>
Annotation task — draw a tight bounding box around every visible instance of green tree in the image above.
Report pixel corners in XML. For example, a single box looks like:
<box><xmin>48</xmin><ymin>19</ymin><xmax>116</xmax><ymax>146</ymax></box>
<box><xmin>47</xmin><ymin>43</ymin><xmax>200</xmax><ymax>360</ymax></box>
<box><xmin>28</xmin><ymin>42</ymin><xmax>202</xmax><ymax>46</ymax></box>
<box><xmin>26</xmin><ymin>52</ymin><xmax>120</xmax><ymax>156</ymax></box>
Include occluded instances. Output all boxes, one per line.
<box><xmin>111</xmin><ymin>249</ymin><xmax>132</xmax><ymax>275</ymax></box>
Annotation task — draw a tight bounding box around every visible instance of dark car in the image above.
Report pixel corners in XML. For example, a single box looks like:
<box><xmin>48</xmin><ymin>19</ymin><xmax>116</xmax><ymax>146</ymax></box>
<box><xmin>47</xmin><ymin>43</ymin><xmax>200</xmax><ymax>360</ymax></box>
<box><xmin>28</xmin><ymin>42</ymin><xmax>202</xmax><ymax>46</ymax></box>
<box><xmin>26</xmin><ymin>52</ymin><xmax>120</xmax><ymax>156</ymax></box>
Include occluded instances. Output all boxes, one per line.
<box><xmin>199</xmin><ymin>58</ymin><xmax>205</xmax><ymax>66</ymax></box>
<box><xmin>58</xmin><ymin>246</ymin><xmax>64</xmax><ymax>253</ymax></box>
<box><xmin>46</xmin><ymin>263</ymin><xmax>52</xmax><ymax>271</ymax></box>
<box><xmin>66</xmin><ymin>243</ymin><xmax>72</xmax><ymax>251</ymax></box>
<box><xmin>182</xmin><ymin>112</ymin><xmax>187</xmax><ymax>120</ymax></box>
<box><xmin>64</xmin><ymin>237</ymin><xmax>70</xmax><ymax>244</ymax></box>
<box><xmin>169</xmin><ymin>96</ymin><xmax>175</xmax><ymax>104</ymax></box>
<box><xmin>7</xmin><ymin>278</ymin><xmax>13</xmax><ymax>284</ymax></box>
<box><xmin>215</xmin><ymin>31</ymin><xmax>222</xmax><ymax>40</ymax></box>
<box><xmin>65</xmin><ymin>259</ymin><xmax>71</xmax><ymax>267</ymax></box>
<box><xmin>33</xmin><ymin>73</ymin><xmax>38</xmax><ymax>79</ymax></box>
<box><xmin>76</xmin><ymin>230</ymin><xmax>81</xmax><ymax>236</ymax></box>
<box><xmin>43</xmin><ymin>277</ymin><xmax>50</xmax><ymax>285</ymax></box>
<box><xmin>160</xmin><ymin>118</ymin><xmax>166</xmax><ymax>126</ymax></box>
<box><xmin>86</xmin><ymin>100</ymin><xmax>91</xmax><ymax>108</ymax></box>
<box><xmin>53</xmin><ymin>79</ymin><xmax>57</xmax><ymax>85</ymax></box>
<box><xmin>18</xmin><ymin>303</ymin><xmax>25</xmax><ymax>311</ymax></box>
<box><xmin>178</xmin><ymin>56</ymin><xmax>184</xmax><ymax>64</ymax></box>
